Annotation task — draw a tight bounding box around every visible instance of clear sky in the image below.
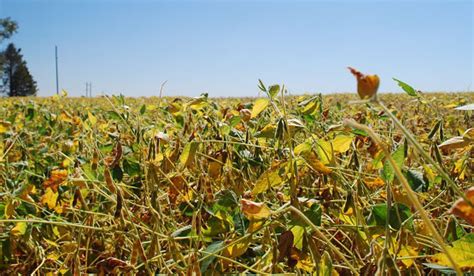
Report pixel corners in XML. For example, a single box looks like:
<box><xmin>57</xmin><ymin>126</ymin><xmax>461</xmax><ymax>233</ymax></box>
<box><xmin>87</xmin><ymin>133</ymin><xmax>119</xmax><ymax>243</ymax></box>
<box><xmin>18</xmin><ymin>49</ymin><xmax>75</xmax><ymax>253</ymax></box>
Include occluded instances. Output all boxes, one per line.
<box><xmin>1</xmin><ymin>0</ymin><xmax>472</xmax><ymax>97</ymax></box>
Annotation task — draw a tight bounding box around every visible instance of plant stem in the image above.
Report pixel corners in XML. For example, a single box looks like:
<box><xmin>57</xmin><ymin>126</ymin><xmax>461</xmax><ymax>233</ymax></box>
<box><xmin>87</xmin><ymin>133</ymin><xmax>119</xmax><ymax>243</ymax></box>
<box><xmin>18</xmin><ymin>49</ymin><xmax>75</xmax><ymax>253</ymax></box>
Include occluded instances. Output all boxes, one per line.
<box><xmin>375</xmin><ymin>100</ymin><xmax>465</xmax><ymax>198</ymax></box>
<box><xmin>343</xmin><ymin>119</ymin><xmax>462</xmax><ymax>275</ymax></box>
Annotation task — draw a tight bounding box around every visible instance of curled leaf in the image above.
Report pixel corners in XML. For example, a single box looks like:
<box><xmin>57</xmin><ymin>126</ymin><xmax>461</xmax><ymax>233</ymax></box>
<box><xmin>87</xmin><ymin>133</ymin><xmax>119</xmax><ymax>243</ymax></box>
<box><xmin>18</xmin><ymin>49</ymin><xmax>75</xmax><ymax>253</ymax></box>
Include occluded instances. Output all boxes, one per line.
<box><xmin>430</xmin><ymin>233</ymin><xmax>474</xmax><ymax>271</ymax></box>
<box><xmin>348</xmin><ymin>67</ymin><xmax>380</xmax><ymax>99</ymax></box>
<box><xmin>455</xmin><ymin>104</ymin><xmax>474</xmax><ymax>111</ymax></box>
<box><xmin>306</xmin><ymin>152</ymin><xmax>332</xmax><ymax>175</ymax></box>
<box><xmin>449</xmin><ymin>187</ymin><xmax>474</xmax><ymax>226</ymax></box>
<box><xmin>240</xmin><ymin>199</ymin><xmax>271</xmax><ymax>220</ymax></box>
<box><xmin>438</xmin><ymin>136</ymin><xmax>470</xmax><ymax>151</ymax></box>
<box><xmin>96</xmin><ymin>257</ymin><xmax>132</xmax><ymax>273</ymax></box>
<box><xmin>11</xmin><ymin>222</ymin><xmax>27</xmax><ymax>236</ymax></box>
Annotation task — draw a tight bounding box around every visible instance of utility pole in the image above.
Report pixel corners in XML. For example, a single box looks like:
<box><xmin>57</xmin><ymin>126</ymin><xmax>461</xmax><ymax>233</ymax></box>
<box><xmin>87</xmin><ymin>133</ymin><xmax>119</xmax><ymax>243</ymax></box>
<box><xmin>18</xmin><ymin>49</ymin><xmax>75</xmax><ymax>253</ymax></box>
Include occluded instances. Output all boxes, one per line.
<box><xmin>55</xmin><ymin>46</ymin><xmax>59</xmax><ymax>94</ymax></box>
<box><xmin>85</xmin><ymin>82</ymin><xmax>93</xmax><ymax>97</ymax></box>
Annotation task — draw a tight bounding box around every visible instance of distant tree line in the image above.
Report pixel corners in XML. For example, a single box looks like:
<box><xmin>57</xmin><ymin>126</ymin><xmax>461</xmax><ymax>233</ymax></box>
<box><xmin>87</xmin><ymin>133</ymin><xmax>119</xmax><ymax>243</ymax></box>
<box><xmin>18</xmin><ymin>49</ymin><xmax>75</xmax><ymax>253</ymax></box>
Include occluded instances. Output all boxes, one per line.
<box><xmin>0</xmin><ymin>17</ymin><xmax>37</xmax><ymax>97</ymax></box>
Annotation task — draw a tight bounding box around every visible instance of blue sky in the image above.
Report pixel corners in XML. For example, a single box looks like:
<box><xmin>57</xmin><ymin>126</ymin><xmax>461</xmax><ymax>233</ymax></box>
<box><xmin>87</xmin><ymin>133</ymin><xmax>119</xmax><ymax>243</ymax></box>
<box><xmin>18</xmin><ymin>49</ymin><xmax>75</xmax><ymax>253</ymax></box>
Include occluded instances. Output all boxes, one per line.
<box><xmin>1</xmin><ymin>0</ymin><xmax>472</xmax><ymax>97</ymax></box>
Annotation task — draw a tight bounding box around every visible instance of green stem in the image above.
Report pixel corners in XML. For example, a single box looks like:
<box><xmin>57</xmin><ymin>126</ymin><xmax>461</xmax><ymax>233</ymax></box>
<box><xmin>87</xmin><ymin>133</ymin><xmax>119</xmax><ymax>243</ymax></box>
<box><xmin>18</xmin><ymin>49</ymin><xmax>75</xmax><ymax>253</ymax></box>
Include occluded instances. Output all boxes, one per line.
<box><xmin>376</xmin><ymin>100</ymin><xmax>464</xmax><ymax>198</ymax></box>
<box><xmin>343</xmin><ymin>119</ymin><xmax>462</xmax><ymax>275</ymax></box>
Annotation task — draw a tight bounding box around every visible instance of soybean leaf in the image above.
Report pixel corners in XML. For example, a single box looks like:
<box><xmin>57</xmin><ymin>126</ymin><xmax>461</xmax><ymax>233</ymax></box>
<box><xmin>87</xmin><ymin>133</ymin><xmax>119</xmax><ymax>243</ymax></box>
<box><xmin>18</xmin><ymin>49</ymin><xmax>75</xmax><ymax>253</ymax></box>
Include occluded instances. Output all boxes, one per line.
<box><xmin>393</xmin><ymin>78</ymin><xmax>418</xmax><ymax>97</ymax></box>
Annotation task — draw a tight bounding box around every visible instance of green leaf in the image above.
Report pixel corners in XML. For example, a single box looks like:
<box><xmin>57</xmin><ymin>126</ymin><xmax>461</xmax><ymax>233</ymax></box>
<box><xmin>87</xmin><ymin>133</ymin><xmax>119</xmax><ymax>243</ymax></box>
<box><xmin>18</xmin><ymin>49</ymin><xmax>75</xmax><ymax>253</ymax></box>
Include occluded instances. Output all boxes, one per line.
<box><xmin>258</xmin><ymin>79</ymin><xmax>266</xmax><ymax>92</ymax></box>
<box><xmin>179</xmin><ymin>142</ymin><xmax>198</xmax><ymax>167</ymax></box>
<box><xmin>393</xmin><ymin>78</ymin><xmax>418</xmax><ymax>97</ymax></box>
<box><xmin>304</xmin><ymin>204</ymin><xmax>322</xmax><ymax>226</ymax></box>
<box><xmin>228</xmin><ymin>115</ymin><xmax>241</xmax><ymax>127</ymax></box>
<box><xmin>268</xmin><ymin>84</ymin><xmax>280</xmax><ymax>99</ymax></box>
<box><xmin>368</xmin><ymin>203</ymin><xmax>412</xmax><ymax>230</ymax></box>
<box><xmin>108</xmin><ymin>111</ymin><xmax>122</xmax><ymax>120</ymax></box>
<box><xmin>200</xmin><ymin>241</ymin><xmax>225</xmax><ymax>273</ymax></box>
<box><xmin>428</xmin><ymin>120</ymin><xmax>442</xmax><ymax>139</ymax></box>
<box><xmin>123</xmin><ymin>158</ymin><xmax>141</xmax><ymax>177</ymax></box>
<box><xmin>25</xmin><ymin>104</ymin><xmax>35</xmax><ymax>121</ymax></box>
<box><xmin>382</xmin><ymin>145</ymin><xmax>405</xmax><ymax>183</ymax></box>
<box><xmin>251</xmin><ymin>98</ymin><xmax>270</xmax><ymax>119</ymax></box>
<box><xmin>112</xmin><ymin>166</ymin><xmax>123</xmax><ymax>182</ymax></box>
<box><xmin>405</xmin><ymin>169</ymin><xmax>428</xmax><ymax>192</ymax></box>
<box><xmin>216</xmin><ymin>190</ymin><xmax>238</xmax><ymax>209</ymax></box>
<box><xmin>139</xmin><ymin>104</ymin><xmax>146</xmax><ymax>115</ymax></box>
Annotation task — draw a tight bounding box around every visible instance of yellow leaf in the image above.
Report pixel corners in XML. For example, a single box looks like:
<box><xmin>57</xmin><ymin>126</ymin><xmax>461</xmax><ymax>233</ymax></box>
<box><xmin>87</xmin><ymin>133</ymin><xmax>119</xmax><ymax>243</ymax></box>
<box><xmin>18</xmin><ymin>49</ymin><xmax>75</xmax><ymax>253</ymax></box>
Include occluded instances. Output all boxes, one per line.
<box><xmin>454</xmin><ymin>157</ymin><xmax>467</xmax><ymax>180</ymax></box>
<box><xmin>306</xmin><ymin>152</ymin><xmax>332</xmax><ymax>175</ymax></box>
<box><xmin>348</xmin><ymin>67</ymin><xmax>380</xmax><ymax>99</ymax></box>
<box><xmin>52</xmin><ymin>226</ymin><xmax>61</xmax><ymax>237</ymax></box>
<box><xmin>11</xmin><ymin>222</ymin><xmax>27</xmax><ymax>236</ymax></box>
<box><xmin>398</xmin><ymin>245</ymin><xmax>418</xmax><ymax>268</ymax></box>
<box><xmin>241</xmin><ymin>199</ymin><xmax>271</xmax><ymax>220</ymax></box>
<box><xmin>291</xmin><ymin>225</ymin><xmax>305</xmax><ymax>250</ymax></box>
<box><xmin>256</xmin><ymin>123</ymin><xmax>276</xmax><ymax>138</ymax></box>
<box><xmin>332</xmin><ymin>135</ymin><xmax>353</xmax><ymax>153</ymax></box>
<box><xmin>5</xmin><ymin>201</ymin><xmax>15</xmax><ymax>219</ymax></box>
<box><xmin>223</xmin><ymin>237</ymin><xmax>251</xmax><ymax>258</ymax></box>
<box><xmin>295</xmin><ymin>252</ymin><xmax>316</xmax><ymax>273</ymax></box>
<box><xmin>179</xmin><ymin>142</ymin><xmax>198</xmax><ymax>168</ymax></box>
<box><xmin>430</xmin><ymin>233</ymin><xmax>474</xmax><ymax>271</ymax></box>
<box><xmin>41</xmin><ymin>187</ymin><xmax>58</xmax><ymax>209</ymax></box>
<box><xmin>0</xmin><ymin>121</ymin><xmax>11</xmax><ymax>134</ymax></box>
<box><xmin>316</xmin><ymin>139</ymin><xmax>333</xmax><ymax>164</ymax></box>
<box><xmin>251</xmin><ymin>98</ymin><xmax>270</xmax><ymax>118</ymax></box>
<box><xmin>364</xmin><ymin>177</ymin><xmax>385</xmax><ymax>190</ymax></box>
<box><xmin>251</xmin><ymin>167</ymin><xmax>283</xmax><ymax>195</ymax></box>
<box><xmin>463</xmin><ymin>128</ymin><xmax>474</xmax><ymax>141</ymax></box>
<box><xmin>87</xmin><ymin>111</ymin><xmax>97</xmax><ymax>125</ymax></box>
<box><xmin>248</xmin><ymin>220</ymin><xmax>263</xmax><ymax>232</ymax></box>
<box><xmin>47</xmin><ymin>252</ymin><xmax>59</xmax><ymax>261</ymax></box>
<box><xmin>208</xmin><ymin>161</ymin><xmax>222</xmax><ymax>179</ymax></box>
<box><xmin>44</xmin><ymin>238</ymin><xmax>59</xmax><ymax>247</ymax></box>
<box><xmin>317</xmin><ymin>251</ymin><xmax>339</xmax><ymax>275</ymax></box>
<box><xmin>59</xmin><ymin>111</ymin><xmax>73</xmax><ymax>123</ymax></box>
<box><xmin>423</xmin><ymin>164</ymin><xmax>436</xmax><ymax>183</ymax></box>
<box><xmin>294</xmin><ymin>141</ymin><xmax>312</xmax><ymax>156</ymax></box>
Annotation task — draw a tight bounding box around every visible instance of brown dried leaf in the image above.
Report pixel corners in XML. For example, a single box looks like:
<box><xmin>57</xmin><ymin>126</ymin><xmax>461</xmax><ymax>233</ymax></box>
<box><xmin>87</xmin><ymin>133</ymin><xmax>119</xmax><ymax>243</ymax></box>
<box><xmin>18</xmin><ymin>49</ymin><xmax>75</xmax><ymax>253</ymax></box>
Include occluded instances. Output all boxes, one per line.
<box><xmin>348</xmin><ymin>67</ymin><xmax>380</xmax><ymax>99</ymax></box>
<box><xmin>449</xmin><ymin>187</ymin><xmax>474</xmax><ymax>226</ymax></box>
<box><xmin>240</xmin><ymin>199</ymin><xmax>271</xmax><ymax>221</ymax></box>
<box><xmin>278</xmin><ymin>230</ymin><xmax>294</xmax><ymax>262</ymax></box>
<box><xmin>438</xmin><ymin>136</ymin><xmax>470</xmax><ymax>151</ymax></box>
